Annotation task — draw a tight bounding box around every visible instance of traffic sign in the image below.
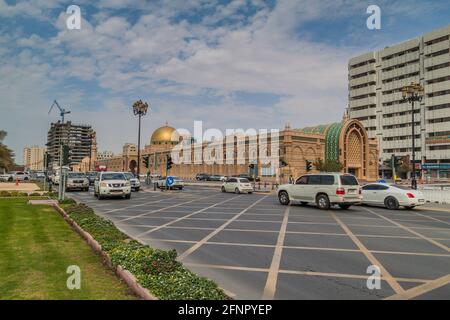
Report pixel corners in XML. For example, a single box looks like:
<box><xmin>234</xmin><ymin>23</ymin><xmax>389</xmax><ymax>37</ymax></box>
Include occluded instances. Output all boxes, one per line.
<box><xmin>166</xmin><ymin>176</ymin><xmax>174</xmax><ymax>187</ymax></box>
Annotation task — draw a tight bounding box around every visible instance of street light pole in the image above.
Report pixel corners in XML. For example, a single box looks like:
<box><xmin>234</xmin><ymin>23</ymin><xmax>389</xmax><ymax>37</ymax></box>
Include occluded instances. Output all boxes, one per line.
<box><xmin>88</xmin><ymin>132</ymin><xmax>93</xmax><ymax>172</ymax></box>
<box><xmin>132</xmin><ymin>100</ymin><xmax>149</xmax><ymax>178</ymax></box>
<box><xmin>401</xmin><ymin>82</ymin><xmax>424</xmax><ymax>190</ymax></box>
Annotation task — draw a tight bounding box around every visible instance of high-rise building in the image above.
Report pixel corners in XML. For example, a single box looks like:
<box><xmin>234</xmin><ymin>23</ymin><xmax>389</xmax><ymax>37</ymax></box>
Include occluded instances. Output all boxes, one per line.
<box><xmin>23</xmin><ymin>145</ymin><xmax>45</xmax><ymax>171</ymax></box>
<box><xmin>348</xmin><ymin>25</ymin><xmax>450</xmax><ymax>178</ymax></box>
<box><xmin>46</xmin><ymin>121</ymin><xmax>96</xmax><ymax>169</ymax></box>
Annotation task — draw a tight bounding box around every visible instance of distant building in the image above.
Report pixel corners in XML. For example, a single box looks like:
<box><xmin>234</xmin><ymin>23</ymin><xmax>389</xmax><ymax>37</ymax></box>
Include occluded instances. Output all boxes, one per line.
<box><xmin>348</xmin><ymin>25</ymin><xmax>450</xmax><ymax>179</ymax></box>
<box><xmin>46</xmin><ymin>121</ymin><xmax>96</xmax><ymax>169</ymax></box>
<box><xmin>23</xmin><ymin>145</ymin><xmax>45</xmax><ymax>171</ymax></box>
<box><xmin>95</xmin><ymin>121</ymin><xmax>379</xmax><ymax>182</ymax></box>
<box><xmin>96</xmin><ymin>150</ymin><xmax>114</xmax><ymax>161</ymax></box>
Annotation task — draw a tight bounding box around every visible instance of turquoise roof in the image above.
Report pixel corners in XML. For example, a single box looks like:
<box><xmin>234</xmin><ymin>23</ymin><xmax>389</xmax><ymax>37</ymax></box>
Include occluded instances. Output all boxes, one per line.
<box><xmin>324</xmin><ymin>122</ymin><xmax>343</xmax><ymax>161</ymax></box>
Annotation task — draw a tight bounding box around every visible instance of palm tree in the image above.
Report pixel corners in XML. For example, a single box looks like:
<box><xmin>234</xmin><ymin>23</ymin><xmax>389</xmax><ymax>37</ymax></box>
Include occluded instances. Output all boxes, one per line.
<box><xmin>0</xmin><ymin>131</ymin><xmax>15</xmax><ymax>173</ymax></box>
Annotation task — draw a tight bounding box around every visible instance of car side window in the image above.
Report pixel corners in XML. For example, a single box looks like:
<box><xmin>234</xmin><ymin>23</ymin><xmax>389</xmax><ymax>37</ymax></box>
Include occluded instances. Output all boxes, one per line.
<box><xmin>296</xmin><ymin>176</ymin><xmax>308</xmax><ymax>185</ymax></box>
<box><xmin>320</xmin><ymin>175</ymin><xmax>335</xmax><ymax>185</ymax></box>
<box><xmin>363</xmin><ymin>185</ymin><xmax>376</xmax><ymax>190</ymax></box>
<box><xmin>378</xmin><ymin>185</ymin><xmax>389</xmax><ymax>191</ymax></box>
<box><xmin>308</xmin><ymin>175</ymin><xmax>321</xmax><ymax>185</ymax></box>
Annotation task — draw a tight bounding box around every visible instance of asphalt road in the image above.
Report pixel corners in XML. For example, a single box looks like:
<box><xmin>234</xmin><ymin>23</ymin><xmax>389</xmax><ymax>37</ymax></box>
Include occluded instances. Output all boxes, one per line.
<box><xmin>68</xmin><ymin>185</ymin><xmax>450</xmax><ymax>300</ymax></box>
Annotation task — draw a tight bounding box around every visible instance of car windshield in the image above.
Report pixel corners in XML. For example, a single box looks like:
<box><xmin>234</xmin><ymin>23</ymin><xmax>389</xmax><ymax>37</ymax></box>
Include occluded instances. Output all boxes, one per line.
<box><xmin>68</xmin><ymin>173</ymin><xmax>85</xmax><ymax>178</ymax></box>
<box><xmin>102</xmin><ymin>173</ymin><xmax>125</xmax><ymax>180</ymax></box>
<box><xmin>124</xmin><ymin>173</ymin><xmax>134</xmax><ymax>179</ymax></box>
<box><xmin>340</xmin><ymin>175</ymin><xmax>359</xmax><ymax>186</ymax></box>
<box><xmin>239</xmin><ymin>178</ymin><xmax>250</xmax><ymax>183</ymax></box>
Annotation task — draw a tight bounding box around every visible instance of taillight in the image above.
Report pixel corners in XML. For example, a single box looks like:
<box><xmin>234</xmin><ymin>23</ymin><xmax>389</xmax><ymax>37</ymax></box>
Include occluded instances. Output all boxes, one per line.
<box><xmin>406</xmin><ymin>193</ymin><xmax>415</xmax><ymax>198</ymax></box>
<box><xmin>336</xmin><ymin>188</ymin><xmax>346</xmax><ymax>195</ymax></box>
<box><xmin>359</xmin><ymin>189</ymin><xmax>362</xmax><ymax>195</ymax></box>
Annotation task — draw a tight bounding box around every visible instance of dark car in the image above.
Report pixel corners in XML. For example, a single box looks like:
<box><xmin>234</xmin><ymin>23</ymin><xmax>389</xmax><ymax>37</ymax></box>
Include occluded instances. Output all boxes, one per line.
<box><xmin>207</xmin><ymin>175</ymin><xmax>222</xmax><ymax>181</ymax></box>
<box><xmin>238</xmin><ymin>174</ymin><xmax>260</xmax><ymax>182</ymax></box>
<box><xmin>196</xmin><ymin>173</ymin><xmax>210</xmax><ymax>181</ymax></box>
<box><xmin>86</xmin><ymin>171</ymin><xmax>97</xmax><ymax>185</ymax></box>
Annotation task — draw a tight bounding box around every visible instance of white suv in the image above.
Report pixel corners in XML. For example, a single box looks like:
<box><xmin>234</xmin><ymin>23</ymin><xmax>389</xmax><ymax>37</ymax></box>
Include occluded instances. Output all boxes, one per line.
<box><xmin>123</xmin><ymin>172</ymin><xmax>141</xmax><ymax>191</ymax></box>
<box><xmin>65</xmin><ymin>172</ymin><xmax>89</xmax><ymax>192</ymax></box>
<box><xmin>221</xmin><ymin>177</ymin><xmax>253</xmax><ymax>194</ymax></box>
<box><xmin>94</xmin><ymin>172</ymin><xmax>131</xmax><ymax>200</ymax></box>
<box><xmin>277</xmin><ymin>173</ymin><xmax>362</xmax><ymax>210</ymax></box>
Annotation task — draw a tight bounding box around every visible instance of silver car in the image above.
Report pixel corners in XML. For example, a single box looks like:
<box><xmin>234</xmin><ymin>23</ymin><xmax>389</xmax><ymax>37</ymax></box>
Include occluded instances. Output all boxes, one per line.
<box><xmin>277</xmin><ymin>173</ymin><xmax>362</xmax><ymax>210</ymax></box>
<box><xmin>65</xmin><ymin>172</ymin><xmax>89</xmax><ymax>192</ymax></box>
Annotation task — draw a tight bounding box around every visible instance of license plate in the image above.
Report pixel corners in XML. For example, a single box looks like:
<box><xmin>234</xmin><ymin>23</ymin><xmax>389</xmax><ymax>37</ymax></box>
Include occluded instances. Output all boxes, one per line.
<box><xmin>110</xmin><ymin>189</ymin><xmax>122</xmax><ymax>193</ymax></box>
<box><xmin>419</xmin><ymin>199</ymin><xmax>425</xmax><ymax>202</ymax></box>
<box><xmin>348</xmin><ymin>189</ymin><xmax>357</xmax><ymax>194</ymax></box>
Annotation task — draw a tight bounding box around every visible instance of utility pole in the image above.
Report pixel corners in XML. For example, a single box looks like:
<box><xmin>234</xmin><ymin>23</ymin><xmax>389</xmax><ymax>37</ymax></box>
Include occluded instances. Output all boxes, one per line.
<box><xmin>58</xmin><ymin>142</ymin><xmax>63</xmax><ymax>201</ymax></box>
<box><xmin>401</xmin><ymin>82</ymin><xmax>424</xmax><ymax>190</ymax></box>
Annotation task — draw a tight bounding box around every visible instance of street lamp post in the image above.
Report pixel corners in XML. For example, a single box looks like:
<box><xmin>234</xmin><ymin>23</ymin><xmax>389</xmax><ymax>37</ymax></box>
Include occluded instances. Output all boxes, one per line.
<box><xmin>401</xmin><ymin>82</ymin><xmax>424</xmax><ymax>190</ymax></box>
<box><xmin>132</xmin><ymin>100</ymin><xmax>149</xmax><ymax>178</ymax></box>
<box><xmin>88</xmin><ymin>132</ymin><xmax>93</xmax><ymax>172</ymax></box>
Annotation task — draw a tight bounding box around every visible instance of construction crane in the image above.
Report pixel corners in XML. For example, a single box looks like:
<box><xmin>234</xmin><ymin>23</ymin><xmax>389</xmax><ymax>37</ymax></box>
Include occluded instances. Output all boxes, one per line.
<box><xmin>48</xmin><ymin>100</ymin><xmax>71</xmax><ymax>123</ymax></box>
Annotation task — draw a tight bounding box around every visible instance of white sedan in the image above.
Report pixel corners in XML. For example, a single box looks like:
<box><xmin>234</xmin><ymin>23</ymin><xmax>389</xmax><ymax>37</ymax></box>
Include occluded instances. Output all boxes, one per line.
<box><xmin>362</xmin><ymin>183</ymin><xmax>426</xmax><ymax>210</ymax></box>
<box><xmin>221</xmin><ymin>177</ymin><xmax>253</xmax><ymax>194</ymax></box>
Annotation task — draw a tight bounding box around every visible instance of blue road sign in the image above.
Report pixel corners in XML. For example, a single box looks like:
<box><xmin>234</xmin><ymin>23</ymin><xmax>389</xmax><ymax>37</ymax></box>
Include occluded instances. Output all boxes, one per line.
<box><xmin>166</xmin><ymin>176</ymin><xmax>174</xmax><ymax>187</ymax></box>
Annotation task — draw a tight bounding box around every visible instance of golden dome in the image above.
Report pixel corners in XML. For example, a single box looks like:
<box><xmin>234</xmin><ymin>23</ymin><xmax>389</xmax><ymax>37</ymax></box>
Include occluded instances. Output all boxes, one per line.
<box><xmin>150</xmin><ymin>125</ymin><xmax>180</xmax><ymax>144</ymax></box>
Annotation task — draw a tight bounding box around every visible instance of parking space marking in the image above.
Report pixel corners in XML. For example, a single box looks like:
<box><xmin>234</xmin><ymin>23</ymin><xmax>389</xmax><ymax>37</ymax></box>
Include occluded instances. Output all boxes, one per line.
<box><xmin>385</xmin><ymin>274</ymin><xmax>450</xmax><ymax>300</ymax></box>
<box><xmin>183</xmin><ymin>263</ymin><xmax>430</xmax><ymax>284</ymax></box>
<box><xmin>417</xmin><ymin>207</ymin><xmax>450</xmax><ymax>214</ymax></box>
<box><xmin>262</xmin><ymin>206</ymin><xmax>290</xmax><ymax>300</ymax></box>
<box><xmin>406</xmin><ymin>211</ymin><xmax>450</xmax><ymax>226</ymax></box>
<box><xmin>361</xmin><ymin>207</ymin><xmax>450</xmax><ymax>253</ymax></box>
<box><xmin>135</xmin><ymin>195</ymin><xmax>243</xmax><ymax>238</ymax></box>
<box><xmin>329</xmin><ymin>211</ymin><xmax>405</xmax><ymax>294</ymax></box>
<box><xmin>117</xmin><ymin>194</ymin><xmax>221</xmax><ymax>222</ymax></box>
<box><xmin>178</xmin><ymin>195</ymin><xmax>271</xmax><ymax>261</ymax></box>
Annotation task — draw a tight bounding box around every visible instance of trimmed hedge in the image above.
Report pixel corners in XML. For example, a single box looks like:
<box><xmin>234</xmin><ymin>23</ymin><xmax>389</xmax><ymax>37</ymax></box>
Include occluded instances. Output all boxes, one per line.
<box><xmin>64</xmin><ymin>203</ymin><xmax>229</xmax><ymax>300</ymax></box>
<box><xmin>0</xmin><ymin>191</ymin><xmax>47</xmax><ymax>197</ymax></box>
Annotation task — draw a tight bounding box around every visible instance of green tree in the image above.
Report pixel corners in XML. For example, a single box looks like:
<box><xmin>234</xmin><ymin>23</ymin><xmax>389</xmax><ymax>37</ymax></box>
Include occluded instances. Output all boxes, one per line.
<box><xmin>313</xmin><ymin>158</ymin><xmax>344</xmax><ymax>172</ymax></box>
<box><xmin>0</xmin><ymin>131</ymin><xmax>15</xmax><ymax>172</ymax></box>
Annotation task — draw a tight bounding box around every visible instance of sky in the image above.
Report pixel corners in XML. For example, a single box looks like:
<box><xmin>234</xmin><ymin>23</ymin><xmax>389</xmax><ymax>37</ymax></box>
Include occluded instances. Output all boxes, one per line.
<box><xmin>1</xmin><ymin>0</ymin><xmax>450</xmax><ymax>164</ymax></box>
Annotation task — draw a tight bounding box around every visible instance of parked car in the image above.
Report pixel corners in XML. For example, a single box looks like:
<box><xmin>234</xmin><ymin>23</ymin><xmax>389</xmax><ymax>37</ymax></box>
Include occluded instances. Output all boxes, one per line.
<box><xmin>196</xmin><ymin>173</ymin><xmax>210</xmax><ymax>181</ymax></box>
<box><xmin>123</xmin><ymin>172</ymin><xmax>141</xmax><ymax>191</ymax></box>
<box><xmin>11</xmin><ymin>171</ymin><xmax>30</xmax><ymax>181</ymax></box>
<box><xmin>0</xmin><ymin>173</ymin><xmax>13</xmax><ymax>182</ymax></box>
<box><xmin>207</xmin><ymin>175</ymin><xmax>223</xmax><ymax>181</ymax></box>
<box><xmin>86</xmin><ymin>172</ymin><xmax>97</xmax><ymax>185</ymax></box>
<box><xmin>238</xmin><ymin>174</ymin><xmax>260</xmax><ymax>182</ymax></box>
<box><xmin>277</xmin><ymin>173</ymin><xmax>362</xmax><ymax>210</ymax></box>
<box><xmin>155</xmin><ymin>176</ymin><xmax>184</xmax><ymax>190</ymax></box>
<box><xmin>94</xmin><ymin>171</ymin><xmax>131</xmax><ymax>200</ymax></box>
<box><xmin>65</xmin><ymin>172</ymin><xmax>89</xmax><ymax>192</ymax></box>
<box><xmin>221</xmin><ymin>177</ymin><xmax>253</xmax><ymax>194</ymax></box>
<box><xmin>362</xmin><ymin>183</ymin><xmax>425</xmax><ymax>210</ymax></box>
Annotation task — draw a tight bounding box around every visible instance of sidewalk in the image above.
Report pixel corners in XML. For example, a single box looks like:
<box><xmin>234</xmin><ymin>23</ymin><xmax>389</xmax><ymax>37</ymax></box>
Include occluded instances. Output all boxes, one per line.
<box><xmin>0</xmin><ymin>182</ymin><xmax>40</xmax><ymax>192</ymax></box>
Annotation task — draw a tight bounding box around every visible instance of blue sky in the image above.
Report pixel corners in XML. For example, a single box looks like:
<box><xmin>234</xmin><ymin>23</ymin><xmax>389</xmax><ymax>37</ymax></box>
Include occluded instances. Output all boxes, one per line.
<box><xmin>1</xmin><ymin>0</ymin><xmax>450</xmax><ymax>163</ymax></box>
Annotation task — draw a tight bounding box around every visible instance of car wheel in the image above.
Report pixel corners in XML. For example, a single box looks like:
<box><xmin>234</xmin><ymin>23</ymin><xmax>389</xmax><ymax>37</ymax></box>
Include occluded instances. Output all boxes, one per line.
<box><xmin>221</xmin><ymin>186</ymin><xmax>226</xmax><ymax>193</ymax></box>
<box><xmin>248</xmin><ymin>192</ymin><xmax>253</xmax><ymax>194</ymax></box>
<box><xmin>278</xmin><ymin>191</ymin><xmax>290</xmax><ymax>205</ymax></box>
<box><xmin>384</xmin><ymin>196</ymin><xmax>399</xmax><ymax>210</ymax></box>
<box><xmin>24</xmin><ymin>177</ymin><xmax>29</xmax><ymax>181</ymax></box>
<box><xmin>300</xmin><ymin>201</ymin><xmax>308</xmax><ymax>206</ymax></box>
<box><xmin>316</xmin><ymin>194</ymin><xmax>330</xmax><ymax>210</ymax></box>
<box><xmin>339</xmin><ymin>204</ymin><xmax>351</xmax><ymax>210</ymax></box>
<box><xmin>125</xmin><ymin>194</ymin><xmax>131</xmax><ymax>199</ymax></box>
<box><xmin>98</xmin><ymin>194</ymin><xmax>103</xmax><ymax>200</ymax></box>
<box><xmin>135</xmin><ymin>187</ymin><xmax>140</xmax><ymax>192</ymax></box>
<box><xmin>8</xmin><ymin>177</ymin><xmax>13</xmax><ymax>182</ymax></box>
<box><xmin>235</xmin><ymin>188</ymin><xmax>240</xmax><ymax>194</ymax></box>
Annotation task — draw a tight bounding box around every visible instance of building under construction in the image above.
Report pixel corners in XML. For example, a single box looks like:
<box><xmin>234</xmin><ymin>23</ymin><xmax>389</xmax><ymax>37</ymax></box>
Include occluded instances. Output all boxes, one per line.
<box><xmin>46</xmin><ymin>121</ymin><xmax>97</xmax><ymax>169</ymax></box>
